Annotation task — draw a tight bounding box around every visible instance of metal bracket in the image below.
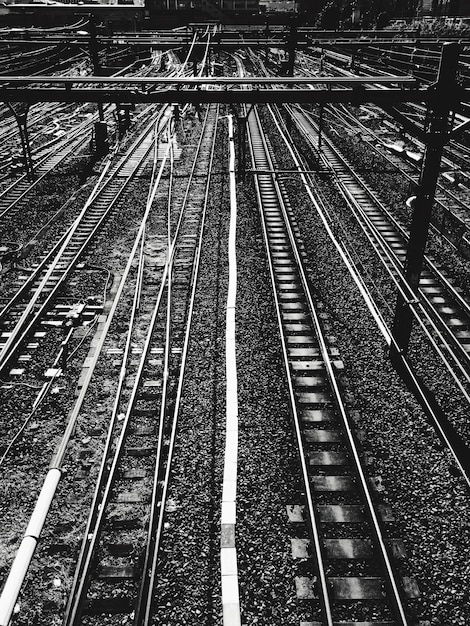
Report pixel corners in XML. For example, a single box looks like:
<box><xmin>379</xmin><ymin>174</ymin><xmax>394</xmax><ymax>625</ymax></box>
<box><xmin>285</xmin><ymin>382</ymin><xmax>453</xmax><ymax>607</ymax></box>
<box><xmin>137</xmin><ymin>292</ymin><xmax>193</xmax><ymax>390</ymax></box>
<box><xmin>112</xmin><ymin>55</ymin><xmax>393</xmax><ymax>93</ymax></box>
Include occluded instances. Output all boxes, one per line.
<box><xmin>380</xmin><ymin>104</ymin><xmax>427</xmax><ymax>142</ymax></box>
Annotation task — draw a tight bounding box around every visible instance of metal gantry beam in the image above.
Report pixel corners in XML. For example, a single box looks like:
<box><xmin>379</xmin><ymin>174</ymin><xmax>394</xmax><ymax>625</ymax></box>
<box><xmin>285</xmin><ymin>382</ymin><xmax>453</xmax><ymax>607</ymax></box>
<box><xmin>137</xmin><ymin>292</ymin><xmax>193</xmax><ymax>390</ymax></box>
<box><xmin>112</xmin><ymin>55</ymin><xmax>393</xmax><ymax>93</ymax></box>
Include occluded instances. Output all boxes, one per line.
<box><xmin>0</xmin><ymin>75</ymin><xmax>420</xmax><ymax>85</ymax></box>
<box><xmin>0</xmin><ymin>36</ymin><xmax>300</xmax><ymax>49</ymax></box>
<box><xmin>0</xmin><ymin>74</ymin><xmax>456</xmax><ymax>106</ymax></box>
<box><xmin>0</xmin><ymin>87</ymin><xmax>440</xmax><ymax>105</ymax></box>
<box><xmin>1</xmin><ymin>36</ymin><xmax>469</xmax><ymax>49</ymax></box>
<box><xmin>1</xmin><ymin>24</ymin><xmax>469</xmax><ymax>45</ymax></box>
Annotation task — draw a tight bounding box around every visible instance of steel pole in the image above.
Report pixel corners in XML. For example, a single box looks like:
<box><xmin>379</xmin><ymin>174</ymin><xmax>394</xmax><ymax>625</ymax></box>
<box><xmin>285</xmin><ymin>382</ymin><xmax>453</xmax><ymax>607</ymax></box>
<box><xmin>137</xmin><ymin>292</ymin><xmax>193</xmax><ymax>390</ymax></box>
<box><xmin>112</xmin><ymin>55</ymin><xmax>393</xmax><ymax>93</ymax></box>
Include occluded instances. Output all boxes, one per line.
<box><xmin>390</xmin><ymin>42</ymin><xmax>460</xmax><ymax>358</ymax></box>
<box><xmin>287</xmin><ymin>18</ymin><xmax>297</xmax><ymax>76</ymax></box>
<box><xmin>88</xmin><ymin>14</ymin><xmax>104</xmax><ymax>122</ymax></box>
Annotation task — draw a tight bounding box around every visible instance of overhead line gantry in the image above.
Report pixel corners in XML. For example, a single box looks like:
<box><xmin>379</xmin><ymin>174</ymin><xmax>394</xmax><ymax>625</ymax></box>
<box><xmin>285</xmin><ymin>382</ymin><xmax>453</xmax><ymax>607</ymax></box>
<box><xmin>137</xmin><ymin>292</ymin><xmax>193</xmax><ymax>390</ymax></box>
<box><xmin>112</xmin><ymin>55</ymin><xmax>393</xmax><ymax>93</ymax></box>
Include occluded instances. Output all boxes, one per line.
<box><xmin>0</xmin><ymin>75</ymin><xmax>456</xmax><ymax>106</ymax></box>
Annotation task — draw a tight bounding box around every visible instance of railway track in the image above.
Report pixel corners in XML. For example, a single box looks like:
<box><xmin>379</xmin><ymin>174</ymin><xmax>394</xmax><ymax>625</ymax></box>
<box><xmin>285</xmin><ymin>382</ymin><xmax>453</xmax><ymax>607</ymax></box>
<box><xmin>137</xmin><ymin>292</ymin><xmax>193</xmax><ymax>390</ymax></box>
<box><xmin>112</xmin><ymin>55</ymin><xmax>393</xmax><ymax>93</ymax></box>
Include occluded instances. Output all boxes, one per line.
<box><xmin>0</xmin><ymin>105</ymin><xmax>173</xmax><ymax>379</ymax></box>
<box><xmin>0</xmin><ymin>58</ymin><xmax>90</xmax><ymax>164</ymax></box>
<box><xmin>334</xmin><ymin>100</ymin><xmax>470</xmax><ymax>178</ymax></box>
<box><xmin>0</xmin><ymin>101</ymin><xmax>73</xmax><ymax>149</ymax></box>
<box><xmin>251</xmin><ymin>53</ymin><xmax>470</xmax><ymax>387</ymax></box>
<box><xmin>324</xmin><ymin>104</ymin><xmax>470</xmax><ymax>244</ymax></box>
<box><xmin>0</xmin><ymin>59</ymin><xmax>188</xmax><ymax>372</ymax></box>
<box><xmin>0</xmin><ymin>44</ymin><xmax>77</xmax><ymax>76</ymax></box>
<box><xmin>0</xmin><ymin>37</ymin><xmax>468</xmax><ymax>626</ymax></box>
<box><xmin>296</xmin><ymin>50</ymin><xmax>470</xmax><ymax>255</ymax></box>
<box><xmin>62</xmin><ymin>103</ymin><xmax>218</xmax><ymax>625</ymax></box>
<box><xmin>306</xmin><ymin>45</ymin><xmax>470</xmax><ymax>166</ymax></box>
<box><xmin>0</xmin><ymin>104</ymin><xmax>109</xmax><ymax>225</ymax></box>
<box><xmin>247</xmin><ymin>105</ymin><xmax>418</xmax><ymax>624</ymax></box>
<box><xmin>283</xmin><ymin>104</ymin><xmax>470</xmax><ymax>384</ymax></box>
<box><xmin>0</xmin><ymin>55</ymin><xmax>169</xmax><ymax>223</ymax></box>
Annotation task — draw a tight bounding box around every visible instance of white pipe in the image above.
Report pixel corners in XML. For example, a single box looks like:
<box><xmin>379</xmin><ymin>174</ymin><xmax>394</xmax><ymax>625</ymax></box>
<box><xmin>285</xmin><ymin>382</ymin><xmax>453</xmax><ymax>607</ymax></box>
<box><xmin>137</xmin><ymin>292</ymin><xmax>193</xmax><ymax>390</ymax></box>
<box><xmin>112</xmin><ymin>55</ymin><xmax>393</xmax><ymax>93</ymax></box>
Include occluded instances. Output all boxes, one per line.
<box><xmin>0</xmin><ymin>468</ymin><xmax>61</xmax><ymax>626</ymax></box>
<box><xmin>24</xmin><ymin>468</ymin><xmax>62</xmax><ymax>538</ymax></box>
<box><xmin>0</xmin><ymin>537</ymin><xmax>36</xmax><ymax>626</ymax></box>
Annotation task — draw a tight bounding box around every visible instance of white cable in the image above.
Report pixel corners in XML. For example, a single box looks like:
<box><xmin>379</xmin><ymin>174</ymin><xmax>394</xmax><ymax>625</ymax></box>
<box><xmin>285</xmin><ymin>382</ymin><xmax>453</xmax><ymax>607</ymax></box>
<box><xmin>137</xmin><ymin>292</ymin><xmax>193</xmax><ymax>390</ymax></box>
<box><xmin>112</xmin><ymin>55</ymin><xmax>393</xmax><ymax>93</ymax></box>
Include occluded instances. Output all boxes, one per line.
<box><xmin>221</xmin><ymin>114</ymin><xmax>241</xmax><ymax>626</ymax></box>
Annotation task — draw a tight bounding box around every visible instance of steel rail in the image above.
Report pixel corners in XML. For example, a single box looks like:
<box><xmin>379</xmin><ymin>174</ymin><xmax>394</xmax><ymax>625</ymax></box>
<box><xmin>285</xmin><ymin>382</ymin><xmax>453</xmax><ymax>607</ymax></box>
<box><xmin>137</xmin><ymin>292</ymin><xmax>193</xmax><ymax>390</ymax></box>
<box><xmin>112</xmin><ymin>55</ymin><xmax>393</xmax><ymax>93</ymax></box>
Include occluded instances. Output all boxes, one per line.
<box><xmin>0</xmin><ymin>46</ymin><xmax>76</xmax><ymax>76</ymax></box>
<box><xmin>133</xmin><ymin>119</ymin><xmax>175</xmax><ymax>626</ymax></box>
<box><xmin>289</xmin><ymin>104</ymin><xmax>470</xmax><ymax>384</ymax></box>
<box><xmin>197</xmin><ymin>30</ymin><xmax>212</xmax><ymax>78</ymax></box>
<box><xmin>269</xmin><ymin>103</ymin><xmax>470</xmax><ymax>490</ymax></box>
<box><xmin>263</xmin><ymin>102</ymin><xmax>411</xmax><ymax>623</ymax></box>
<box><xmin>297</xmin><ymin>50</ymin><xmax>470</xmax><ymax>204</ymax></box>
<box><xmin>0</xmin><ymin>60</ymin><xmax>168</xmax><ymax>213</ymax></box>
<box><xmin>333</xmin><ymin>103</ymin><xmax>470</xmax><ymax>253</ymax></box>
<box><xmin>299</xmin><ymin>147</ymin><xmax>470</xmax><ymax>490</ymax></box>
<box><xmin>304</xmin><ymin>117</ymin><xmax>470</xmax><ymax>398</ymax></box>
<box><xmin>273</xmin><ymin>110</ymin><xmax>410</xmax><ymax>626</ymax></box>
<box><xmin>442</xmin><ymin>138</ymin><xmax>470</xmax><ymax>168</ymax></box>
<box><xmin>245</xmin><ymin>58</ymin><xmax>411</xmax><ymax>617</ymax></box>
<box><xmin>290</xmin><ymin>104</ymin><xmax>470</xmax><ymax>380</ymax></box>
<box><xmin>0</xmin><ymin>101</ymin><xmax>67</xmax><ymax>144</ymax></box>
<box><xmin>252</xmin><ymin>102</ymin><xmax>409</xmax><ymax>624</ymax></box>
<box><xmin>300</xmin><ymin>102</ymin><xmax>470</xmax><ymax>290</ymax></box>
<box><xmin>0</xmin><ymin>127</ymin><xmax>89</xmax><ymax>210</ymax></box>
<box><xmin>0</xmin><ymin>47</ymin><xmax>87</xmax><ymax>75</ymax></box>
<box><xmin>138</xmin><ymin>102</ymin><xmax>218</xmax><ymax>626</ymax></box>
<box><xmin>62</xmin><ymin>115</ymin><xmax>174</xmax><ymax>626</ymax></box>
<box><xmin>0</xmin><ymin>104</ymin><xmax>174</xmax><ymax>626</ymax></box>
<box><xmin>332</xmin><ymin>97</ymin><xmax>469</xmax><ymax>181</ymax></box>
<box><xmin>64</xmin><ymin>102</ymin><xmax>214</xmax><ymax>625</ymax></box>
<box><xmin>0</xmin><ymin>98</ymin><xmax>164</xmax><ymax>322</ymax></box>
<box><xmin>0</xmin><ymin>107</ymin><xmax>169</xmax><ymax>376</ymax></box>
<box><xmin>0</xmin><ymin>104</ymin><xmax>112</xmax><ymax>221</ymax></box>
<box><xmin>0</xmin><ymin>223</ymin><xmax>71</xmax><ymax>322</ymax></box>
<box><xmin>313</xmin><ymin>46</ymin><xmax>470</xmax><ymax>123</ymax></box>
<box><xmin>245</xmin><ymin>105</ymin><xmax>335</xmax><ymax>626</ymax></box>
<box><xmin>175</xmin><ymin>29</ymin><xmax>198</xmax><ymax>77</ymax></box>
<box><xmin>329</xmin><ymin>103</ymin><xmax>470</xmax><ymax>223</ymax></box>
<box><xmin>135</xmin><ymin>102</ymin><xmax>219</xmax><ymax>626</ymax></box>
<box><xmin>0</xmin><ymin>157</ymin><xmax>112</xmax><ymax>370</ymax></box>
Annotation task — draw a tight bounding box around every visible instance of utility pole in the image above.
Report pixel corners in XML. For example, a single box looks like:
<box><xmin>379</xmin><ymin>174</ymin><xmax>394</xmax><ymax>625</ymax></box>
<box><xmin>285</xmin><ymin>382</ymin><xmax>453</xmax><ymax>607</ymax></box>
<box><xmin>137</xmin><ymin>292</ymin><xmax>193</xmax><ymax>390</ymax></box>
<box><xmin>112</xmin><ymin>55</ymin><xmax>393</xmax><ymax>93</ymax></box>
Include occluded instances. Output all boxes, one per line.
<box><xmin>237</xmin><ymin>115</ymin><xmax>247</xmax><ymax>181</ymax></box>
<box><xmin>318</xmin><ymin>103</ymin><xmax>324</xmax><ymax>152</ymax></box>
<box><xmin>265</xmin><ymin>15</ymin><xmax>269</xmax><ymax>63</ymax></box>
<box><xmin>390</xmin><ymin>42</ymin><xmax>460</xmax><ymax>359</ymax></box>
<box><xmin>286</xmin><ymin>17</ymin><xmax>297</xmax><ymax>77</ymax></box>
<box><xmin>88</xmin><ymin>14</ymin><xmax>108</xmax><ymax>156</ymax></box>
<box><xmin>7</xmin><ymin>103</ymin><xmax>35</xmax><ymax>181</ymax></box>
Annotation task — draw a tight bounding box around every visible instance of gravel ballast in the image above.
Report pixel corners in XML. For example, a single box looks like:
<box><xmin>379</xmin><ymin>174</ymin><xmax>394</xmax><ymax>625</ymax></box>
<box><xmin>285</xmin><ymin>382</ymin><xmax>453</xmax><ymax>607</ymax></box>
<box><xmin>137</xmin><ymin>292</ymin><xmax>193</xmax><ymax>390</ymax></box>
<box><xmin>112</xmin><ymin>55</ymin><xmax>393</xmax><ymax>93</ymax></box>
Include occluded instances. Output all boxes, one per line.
<box><xmin>260</xmin><ymin>104</ymin><xmax>470</xmax><ymax>624</ymax></box>
<box><xmin>1</xmin><ymin>88</ymin><xmax>470</xmax><ymax>626</ymax></box>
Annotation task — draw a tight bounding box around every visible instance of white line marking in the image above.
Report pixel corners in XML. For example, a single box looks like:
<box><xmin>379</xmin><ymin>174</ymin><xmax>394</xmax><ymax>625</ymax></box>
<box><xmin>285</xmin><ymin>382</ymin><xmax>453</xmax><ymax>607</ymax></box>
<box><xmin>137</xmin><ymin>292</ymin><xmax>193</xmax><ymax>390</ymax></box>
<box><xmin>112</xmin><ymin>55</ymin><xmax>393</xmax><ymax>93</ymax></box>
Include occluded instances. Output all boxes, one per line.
<box><xmin>221</xmin><ymin>114</ymin><xmax>241</xmax><ymax>626</ymax></box>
